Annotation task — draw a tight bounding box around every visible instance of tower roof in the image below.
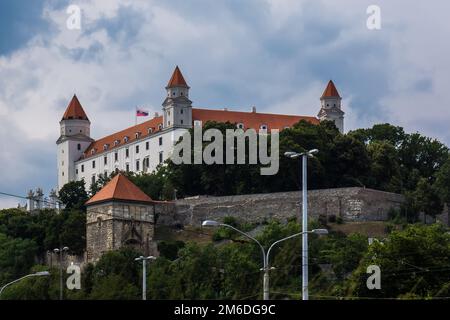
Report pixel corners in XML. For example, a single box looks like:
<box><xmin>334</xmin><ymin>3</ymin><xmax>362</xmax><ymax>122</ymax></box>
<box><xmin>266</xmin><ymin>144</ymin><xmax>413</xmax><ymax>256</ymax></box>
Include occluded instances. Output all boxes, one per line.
<box><xmin>85</xmin><ymin>174</ymin><xmax>154</xmax><ymax>206</ymax></box>
<box><xmin>167</xmin><ymin>66</ymin><xmax>189</xmax><ymax>88</ymax></box>
<box><xmin>321</xmin><ymin>80</ymin><xmax>341</xmax><ymax>99</ymax></box>
<box><xmin>62</xmin><ymin>95</ymin><xmax>89</xmax><ymax>121</ymax></box>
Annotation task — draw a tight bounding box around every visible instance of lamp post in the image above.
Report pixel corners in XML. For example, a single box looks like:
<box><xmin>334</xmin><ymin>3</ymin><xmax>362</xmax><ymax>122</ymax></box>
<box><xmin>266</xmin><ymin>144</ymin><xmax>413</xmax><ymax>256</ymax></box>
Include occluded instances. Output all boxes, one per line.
<box><xmin>285</xmin><ymin>148</ymin><xmax>318</xmax><ymax>300</ymax></box>
<box><xmin>135</xmin><ymin>256</ymin><xmax>156</xmax><ymax>300</ymax></box>
<box><xmin>202</xmin><ymin>220</ymin><xmax>327</xmax><ymax>300</ymax></box>
<box><xmin>54</xmin><ymin>246</ymin><xmax>69</xmax><ymax>300</ymax></box>
<box><xmin>0</xmin><ymin>271</ymin><xmax>50</xmax><ymax>298</ymax></box>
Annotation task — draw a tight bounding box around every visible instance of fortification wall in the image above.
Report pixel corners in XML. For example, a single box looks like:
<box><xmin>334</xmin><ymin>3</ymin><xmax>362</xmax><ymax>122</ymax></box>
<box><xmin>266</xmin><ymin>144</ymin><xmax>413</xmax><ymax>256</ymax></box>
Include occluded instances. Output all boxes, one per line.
<box><xmin>168</xmin><ymin>187</ymin><xmax>406</xmax><ymax>227</ymax></box>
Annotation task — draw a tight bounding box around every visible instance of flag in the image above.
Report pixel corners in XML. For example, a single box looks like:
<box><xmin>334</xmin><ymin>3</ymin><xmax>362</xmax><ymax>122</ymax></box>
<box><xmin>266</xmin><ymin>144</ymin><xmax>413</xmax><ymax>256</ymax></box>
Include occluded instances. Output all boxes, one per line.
<box><xmin>136</xmin><ymin>108</ymin><xmax>149</xmax><ymax>117</ymax></box>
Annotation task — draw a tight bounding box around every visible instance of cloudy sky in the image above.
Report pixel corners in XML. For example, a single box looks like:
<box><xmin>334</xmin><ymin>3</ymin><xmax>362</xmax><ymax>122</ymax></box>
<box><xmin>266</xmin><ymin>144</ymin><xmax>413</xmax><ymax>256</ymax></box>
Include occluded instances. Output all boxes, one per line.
<box><xmin>0</xmin><ymin>0</ymin><xmax>449</xmax><ymax>208</ymax></box>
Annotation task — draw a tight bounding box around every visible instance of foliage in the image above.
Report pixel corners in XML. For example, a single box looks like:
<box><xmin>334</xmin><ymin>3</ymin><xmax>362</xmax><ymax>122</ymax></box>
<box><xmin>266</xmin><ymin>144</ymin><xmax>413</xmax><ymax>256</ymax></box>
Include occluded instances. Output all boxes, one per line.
<box><xmin>348</xmin><ymin>224</ymin><xmax>450</xmax><ymax>298</ymax></box>
<box><xmin>58</xmin><ymin>180</ymin><xmax>89</xmax><ymax>211</ymax></box>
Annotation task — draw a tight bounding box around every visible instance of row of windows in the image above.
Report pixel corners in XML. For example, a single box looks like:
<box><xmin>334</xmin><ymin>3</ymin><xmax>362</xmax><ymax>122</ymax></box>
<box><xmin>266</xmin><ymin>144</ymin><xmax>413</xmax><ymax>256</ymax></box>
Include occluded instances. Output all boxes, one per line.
<box><xmin>77</xmin><ymin>152</ymin><xmax>164</xmax><ymax>175</ymax></box>
<box><xmin>193</xmin><ymin>121</ymin><xmax>269</xmax><ymax>131</ymax></box>
<box><xmin>88</xmin><ymin>125</ymin><xmax>164</xmax><ymax>156</ymax></box>
<box><xmin>84</xmin><ymin>137</ymin><xmax>164</xmax><ymax>170</ymax></box>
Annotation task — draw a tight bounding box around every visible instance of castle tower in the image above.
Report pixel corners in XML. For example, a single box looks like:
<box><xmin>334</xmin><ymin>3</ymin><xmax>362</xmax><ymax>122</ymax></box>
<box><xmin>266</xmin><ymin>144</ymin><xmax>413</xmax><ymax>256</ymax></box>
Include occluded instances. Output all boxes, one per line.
<box><xmin>317</xmin><ymin>80</ymin><xmax>345</xmax><ymax>133</ymax></box>
<box><xmin>85</xmin><ymin>174</ymin><xmax>159</xmax><ymax>263</ymax></box>
<box><xmin>162</xmin><ymin>66</ymin><xmax>192</xmax><ymax>129</ymax></box>
<box><xmin>56</xmin><ymin>95</ymin><xmax>94</xmax><ymax>190</ymax></box>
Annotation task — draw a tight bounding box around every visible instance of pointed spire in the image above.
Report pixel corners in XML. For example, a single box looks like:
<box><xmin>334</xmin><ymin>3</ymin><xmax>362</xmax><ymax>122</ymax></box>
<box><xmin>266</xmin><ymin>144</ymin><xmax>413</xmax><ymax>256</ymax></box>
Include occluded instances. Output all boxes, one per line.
<box><xmin>321</xmin><ymin>80</ymin><xmax>341</xmax><ymax>99</ymax></box>
<box><xmin>167</xmin><ymin>66</ymin><xmax>189</xmax><ymax>88</ymax></box>
<box><xmin>85</xmin><ymin>173</ymin><xmax>154</xmax><ymax>205</ymax></box>
<box><xmin>62</xmin><ymin>94</ymin><xmax>89</xmax><ymax>121</ymax></box>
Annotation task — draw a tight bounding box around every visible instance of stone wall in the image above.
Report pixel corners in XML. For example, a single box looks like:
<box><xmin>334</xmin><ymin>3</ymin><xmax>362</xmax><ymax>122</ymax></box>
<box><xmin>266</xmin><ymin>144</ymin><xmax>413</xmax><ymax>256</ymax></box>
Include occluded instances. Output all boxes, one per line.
<box><xmin>172</xmin><ymin>187</ymin><xmax>406</xmax><ymax>227</ymax></box>
<box><xmin>86</xmin><ymin>201</ymin><xmax>159</xmax><ymax>263</ymax></box>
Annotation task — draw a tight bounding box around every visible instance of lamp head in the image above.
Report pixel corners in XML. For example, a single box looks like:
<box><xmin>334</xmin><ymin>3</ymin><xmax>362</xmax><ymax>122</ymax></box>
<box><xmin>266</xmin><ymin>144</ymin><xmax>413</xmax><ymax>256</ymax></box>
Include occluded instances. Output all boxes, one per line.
<box><xmin>312</xmin><ymin>228</ymin><xmax>328</xmax><ymax>235</ymax></box>
<box><xmin>202</xmin><ymin>220</ymin><xmax>220</xmax><ymax>227</ymax></box>
<box><xmin>35</xmin><ymin>271</ymin><xmax>50</xmax><ymax>276</ymax></box>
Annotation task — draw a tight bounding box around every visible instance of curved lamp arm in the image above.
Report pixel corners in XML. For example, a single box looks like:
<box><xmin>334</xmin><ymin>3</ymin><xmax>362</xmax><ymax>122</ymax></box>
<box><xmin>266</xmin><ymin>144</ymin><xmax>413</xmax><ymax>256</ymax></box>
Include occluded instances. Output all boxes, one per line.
<box><xmin>220</xmin><ymin>223</ymin><xmax>267</xmax><ymax>269</ymax></box>
<box><xmin>0</xmin><ymin>272</ymin><xmax>49</xmax><ymax>297</ymax></box>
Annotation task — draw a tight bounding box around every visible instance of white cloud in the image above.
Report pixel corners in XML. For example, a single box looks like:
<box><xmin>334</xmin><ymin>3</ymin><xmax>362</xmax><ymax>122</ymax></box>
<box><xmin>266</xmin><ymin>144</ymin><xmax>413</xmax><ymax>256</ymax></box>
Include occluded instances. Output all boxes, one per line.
<box><xmin>0</xmin><ymin>0</ymin><xmax>449</xmax><ymax>208</ymax></box>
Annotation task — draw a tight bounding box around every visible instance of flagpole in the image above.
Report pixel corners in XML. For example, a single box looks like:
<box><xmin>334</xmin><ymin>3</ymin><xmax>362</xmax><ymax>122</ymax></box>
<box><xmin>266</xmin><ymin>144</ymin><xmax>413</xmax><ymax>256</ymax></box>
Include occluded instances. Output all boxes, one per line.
<box><xmin>135</xmin><ymin>106</ymin><xmax>137</xmax><ymax>126</ymax></box>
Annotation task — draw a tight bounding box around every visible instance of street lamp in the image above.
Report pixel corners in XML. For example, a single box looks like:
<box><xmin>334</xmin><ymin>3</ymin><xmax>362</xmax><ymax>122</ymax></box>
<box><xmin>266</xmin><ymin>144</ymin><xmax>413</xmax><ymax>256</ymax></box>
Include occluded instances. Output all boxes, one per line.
<box><xmin>284</xmin><ymin>148</ymin><xmax>318</xmax><ymax>300</ymax></box>
<box><xmin>202</xmin><ymin>220</ymin><xmax>328</xmax><ymax>300</ymax></box>
<box><xmin>135</xmin><ymin>256</ymin><xmax>156</xmax><ymax>300</ymax></box>
<box><xmin>54</xmin><ymin>246</ymin><xmax>69</xmax><ymax>300</ymax></box>
<box><xmin>0</xmin><ymin>271</ymin><xmax>50</xmax><ymax>298</ymax></box>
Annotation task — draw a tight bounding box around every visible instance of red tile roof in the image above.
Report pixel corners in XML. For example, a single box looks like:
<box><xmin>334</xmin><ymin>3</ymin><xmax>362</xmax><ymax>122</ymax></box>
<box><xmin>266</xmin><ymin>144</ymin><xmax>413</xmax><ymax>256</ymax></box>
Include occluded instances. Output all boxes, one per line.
<box><xmin>62</xmin><ymin>95</ymin><xmax>89</xmax><ymax>121</ymax></box>
<box><xmin>81</xmin><ymin>116</ymin><xmax>163</xmax><ymax>160</ymax></box>
<box><xmin>80</xmin><ymin>109</ymin><xmax>318</xmax><ymax>160</ymax></box>
<box><xmin>321</xmin><ymin>80</ymin><xmax>341</xmax><ymax>98</ymax></box>
<box><xmin>167</xmin><ymin>66</ymin><xmax>188</xmax><ymax>88</ymax></box>
<box><xmin>86</xmin><ymin>173</ymin><xmax>154</xmax><ymax>205</ymax></box>
<box><xmin>192</xmin><ymin>108</ymin><xmax>319</xmax><ymax>130</ymax></box>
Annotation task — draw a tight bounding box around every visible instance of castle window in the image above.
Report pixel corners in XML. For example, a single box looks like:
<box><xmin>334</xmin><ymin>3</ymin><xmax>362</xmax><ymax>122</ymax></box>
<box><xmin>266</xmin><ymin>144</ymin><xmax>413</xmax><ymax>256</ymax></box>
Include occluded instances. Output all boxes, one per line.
<box><xmin>104</xmin><ymin>156</ymin><xmax>107</xmax><ymax>165</ymax></box>
<box><xmin>92</xmin><ymin>160</ymin><xmax>96</xmax><ymax>169</ymax></box>
<box><xmin>237</xmin><ymin>123</ymin><xmax>245</xmax><ymax>129</ymax></box>
<box><xmin>62</xmin><ymin>171</ymin><xmax>64</xmax><ymax>176</ymax></box>
<box><xmin>136</xmin><ymin>145</ymin><xmax>139</xmax><ymax>154</ymax></box>
<box><xmin>181</xmin><ymin>119</ymin><xmax>184</xmax><ymax>125</ymax></box>
<box><xmin>334</xmin><ymin>104</ymin><xmax>336</xmax><ymax>107</ymax></box>
<box><xmin>194</xmin><ymin>120</ymin><xmax>202</xmax><ymax>127</ymax></box>
<box><xmin>136</xmin><ymin>160</ymin><xmax>140</xmax><ymax>171</ymax></box>
<box><xmin>77</xmin><ymin>144</ymin><xmax>81</xmax><ymax>150</ymax></box>
<box><xmin>327</xmin><ymin>104</ymin><xmax>329</xmax><ymax>107</ymax></box>
<box><xmin>159</xmin><ymin>137</ymin><xmax>163</xmax><ymax>146</ymax></box>
<box><xmin>158</xmin><ymin>124</ymin><xmax>162</xmax><ymax>130</ymax></box>
<box><xmin>126</xmin><ymin>163</ymin><xmax>130</xmax><ymax>172</ymax></box>
<box><xmin>260</xmin><ymin>124</ymin><xmax>268</xmax><ymax>131</ymax></box>
<box><xmin>146</xmin><ymin>141</ymin><xmax>149</xmax><ymax>150</ymax></box>
<box><xmin>115</xmin><ymin>152</ymin><xmax>118</xmax><ymax>162</ymax></box>
<box><xmin>135</xmin><ymin>132</ymin><xmax>141</xmax><ymax>139</ymax></box>
<box><xmin>103</xmin><ymin>144</ymin><xmax>109</xmax><ymax>151</ymax></box>
<box><xmin>114</xmin><ymin>139</ymin><xmax>120</xmax><ymax>146</ymax></box>
<box><xmin>181</xmin><ymin>109</ymin><xmax>184</xmax><ymax>114</ymax></box>
<box><xmin>91</xmin><ymin>175</ymin><xmax>96</xmax><ymax>185</ymax></box>
<box><xmin>91</xmin><ymin>149</ymin><xmax>95</xmax><ymax>155</ymax></box>
<box><xmin>168</xmin><ymin>111</ymin><xmax>170</xmax><ymax>116</ymax></box>
<box><xmin>124</xmin><ymin>136</ymin><xmax>129</xmax><ymax>143</ymax></box>
<box><xmin>126</xmin><ymin>148</ymin><xmax>129</xmax><ymax>158</ymax></box>
<box><xmin>81</xmin><ymin>165</ymin><xmax>84</xmax><ymax>173</ymax></box>
<box><xmin>97</xmin><ymin>217</ymin><xmax>102</xmax><ymax>228</ymax></box>
<box><xmin>168</xmin><ymin>121</ymin><xmax>170</xmax><ymax>126</ymax></box>
<box><xmin>76</xmin><ymin>169</ymin><xmax>78</xmax><ymax>175</ymax></box>
<box><xmin>148</xmin><ymin>128</ymin><xmax>153</xmax><ymax>134</ymax></box>
<box><xmin>159</xmin><ymin>151</ymin><xmax>163</xmax><ymax>164</ymax></box>
<box><xmin>181</xmin><ymin>92</ymin><xmax>183</xmax><ymax>96</ymax></box>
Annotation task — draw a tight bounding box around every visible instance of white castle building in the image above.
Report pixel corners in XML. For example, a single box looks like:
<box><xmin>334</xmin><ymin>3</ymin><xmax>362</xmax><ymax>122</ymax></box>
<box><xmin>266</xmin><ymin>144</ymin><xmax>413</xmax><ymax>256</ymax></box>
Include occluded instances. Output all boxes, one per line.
<box><xmin>57</xmin><ymin>66</ymin><xmax>344</xmax><ymax>191</ymax></box>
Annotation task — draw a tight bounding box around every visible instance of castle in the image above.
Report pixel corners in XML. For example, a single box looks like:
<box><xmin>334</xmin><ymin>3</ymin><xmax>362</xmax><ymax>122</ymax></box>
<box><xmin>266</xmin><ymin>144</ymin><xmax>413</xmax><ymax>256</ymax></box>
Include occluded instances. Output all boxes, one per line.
<box><xmin>57</xmin><ymin>66</ymin><xmax>345</xmax><ymax>191</ymax></box>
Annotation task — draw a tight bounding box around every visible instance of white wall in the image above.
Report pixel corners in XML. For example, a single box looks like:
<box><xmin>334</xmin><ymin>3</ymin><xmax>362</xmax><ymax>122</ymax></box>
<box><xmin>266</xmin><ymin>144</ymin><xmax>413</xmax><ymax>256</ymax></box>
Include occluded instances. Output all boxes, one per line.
<box><xmin>75</xmin><ymin>128</ymin><xmax>187</xmax><ymax>190</ymax></box>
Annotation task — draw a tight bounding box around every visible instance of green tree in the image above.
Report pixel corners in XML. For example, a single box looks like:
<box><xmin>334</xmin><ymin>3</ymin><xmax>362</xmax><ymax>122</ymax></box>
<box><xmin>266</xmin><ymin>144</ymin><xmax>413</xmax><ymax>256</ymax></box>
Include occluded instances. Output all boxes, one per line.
<box><xmin>434</xmin><ymin>156</ymin><xmax>450</xmax><ymax>212</ymax></box>
<box><xmin>413</xmin><ymin>178</ymin><xmax>443</xmax><ymax>221</ymax></box>
<box><xmin>58</xmin><ymin>180</ymin><xmax>89</xmax><ymax>211</ymax></box>
<box><xmin>348</xmin><ymin>224</ymin><xmax>450</xmax><ymax>298</ymax></box>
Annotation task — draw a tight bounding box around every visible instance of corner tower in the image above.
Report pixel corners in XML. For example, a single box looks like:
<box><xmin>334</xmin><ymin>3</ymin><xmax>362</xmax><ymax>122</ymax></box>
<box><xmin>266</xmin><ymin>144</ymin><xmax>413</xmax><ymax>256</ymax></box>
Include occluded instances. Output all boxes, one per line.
<box><xmin>162</xmin><ymin>66</ymin><xmax>192</xmax><ymax>129</ymax></box>
<box><xmin>56</xmin><ymin>95</ymin><xmax>93</xmax><ymax>190</ymax></box>
<box><xmin>85</xmin><ymin>174</ymin><xmax>158</xmax><ymax>263</ymax></box>
<box><xmin>317</xmin><ymin>80</ymin><xmax>345</xmax><ymax>133</ymax></box>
